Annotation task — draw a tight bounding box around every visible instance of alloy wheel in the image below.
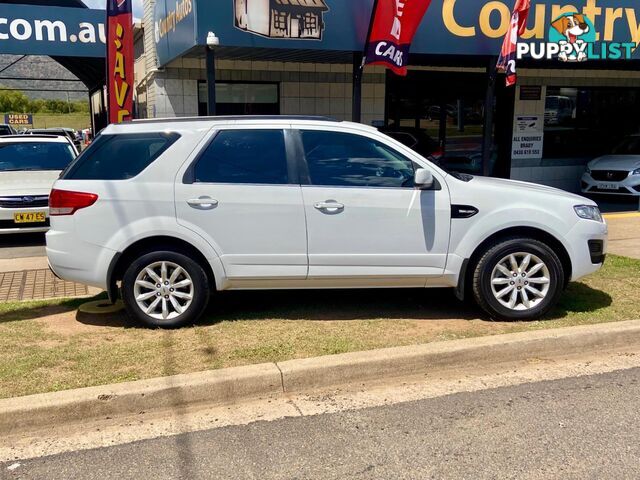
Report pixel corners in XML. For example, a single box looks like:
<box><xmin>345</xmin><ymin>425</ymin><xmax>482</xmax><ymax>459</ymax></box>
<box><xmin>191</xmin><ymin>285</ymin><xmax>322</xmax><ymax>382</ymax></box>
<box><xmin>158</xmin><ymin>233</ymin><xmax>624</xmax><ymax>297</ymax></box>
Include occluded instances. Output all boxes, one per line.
<box><xmin>490</xmin><ymin>252</ymin><xmax>551</xmax><ymax>311</ymax></box>
<box><xmin>133</xmin><ymin>261</ymin><xmax>194</xmax><ymax>320</ymax></box>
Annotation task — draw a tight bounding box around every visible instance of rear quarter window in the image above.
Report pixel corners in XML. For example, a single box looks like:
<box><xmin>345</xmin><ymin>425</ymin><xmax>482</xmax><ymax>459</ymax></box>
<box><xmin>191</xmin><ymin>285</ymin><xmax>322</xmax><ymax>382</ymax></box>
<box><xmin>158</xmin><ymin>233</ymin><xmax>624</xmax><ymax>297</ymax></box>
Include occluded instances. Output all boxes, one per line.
<box><xmin>62</xmin><ymin>132</ymin><xmax>180</xmax><ymax>180</ymax></box>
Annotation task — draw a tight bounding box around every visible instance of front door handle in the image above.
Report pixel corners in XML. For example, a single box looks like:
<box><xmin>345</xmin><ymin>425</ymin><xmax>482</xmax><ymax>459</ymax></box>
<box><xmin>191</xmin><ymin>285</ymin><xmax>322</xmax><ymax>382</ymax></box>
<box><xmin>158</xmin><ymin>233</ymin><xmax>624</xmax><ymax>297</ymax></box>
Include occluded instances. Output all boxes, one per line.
<box><xmin>187</xmin><ymin>197</ymin><xmax>219</xmax><ymax>209</ymax></box>
<box><xmin>314</xmin><ymin>201</ymin><xmax>344</xmax><ymax>213</ymax></box>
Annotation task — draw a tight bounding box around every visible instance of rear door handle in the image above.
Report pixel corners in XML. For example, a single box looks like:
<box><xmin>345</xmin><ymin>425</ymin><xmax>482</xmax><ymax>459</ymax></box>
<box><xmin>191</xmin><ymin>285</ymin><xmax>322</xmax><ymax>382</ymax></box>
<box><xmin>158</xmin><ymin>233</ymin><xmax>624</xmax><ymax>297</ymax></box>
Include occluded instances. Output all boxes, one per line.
<box><xmin>187</xmin><ymin>197</ymin><xmax>218</xmax><ymax>209</ymax></box>
<box><xmin>314</xmin><ymin>202</ymin><xmax>344</xmax><ymax>212</ymax></box>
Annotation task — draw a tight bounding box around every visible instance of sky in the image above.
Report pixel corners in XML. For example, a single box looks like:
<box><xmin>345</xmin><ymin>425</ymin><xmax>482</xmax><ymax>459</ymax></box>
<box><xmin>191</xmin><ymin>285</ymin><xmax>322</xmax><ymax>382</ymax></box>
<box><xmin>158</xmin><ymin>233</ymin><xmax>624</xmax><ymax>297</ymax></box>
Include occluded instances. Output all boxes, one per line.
<box><xmin>82</xmin><ymin>0</ymin><xmax>144</xmax><ymax>18</ymax></box>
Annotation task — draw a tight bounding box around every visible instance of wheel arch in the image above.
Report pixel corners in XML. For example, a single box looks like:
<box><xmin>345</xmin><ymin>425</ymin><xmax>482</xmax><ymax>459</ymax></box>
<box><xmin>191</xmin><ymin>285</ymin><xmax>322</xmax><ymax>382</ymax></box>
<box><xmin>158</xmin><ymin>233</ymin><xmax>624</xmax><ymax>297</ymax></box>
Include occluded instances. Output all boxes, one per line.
<box><xmin>459</xmin><ymin>226</ymin><xmax>572</xmax><ymax>300</ymax></box>
<box><xmin>107</xmin><ymin>236</ymin><xmax>217</xmax><ymax>302</ymax></box>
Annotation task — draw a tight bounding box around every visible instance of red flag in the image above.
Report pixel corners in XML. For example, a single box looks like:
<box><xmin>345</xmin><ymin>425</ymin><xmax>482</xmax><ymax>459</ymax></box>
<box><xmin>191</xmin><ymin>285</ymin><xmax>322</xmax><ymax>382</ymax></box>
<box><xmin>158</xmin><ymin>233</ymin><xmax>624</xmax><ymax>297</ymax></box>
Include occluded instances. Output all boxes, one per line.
<box><xmin>364</xmin><ymin>0</ymin><xmax>433</xmax><ymax>76</ymax></box>
<box><xmin>107</xmin><ymin>0</ymin><xmax>134</xmax><ymax>123</ymax></box>
<box><xmin>496</xmin><ymin>0</ymin><xmax>530</xmax><ymax>87</ymax></box>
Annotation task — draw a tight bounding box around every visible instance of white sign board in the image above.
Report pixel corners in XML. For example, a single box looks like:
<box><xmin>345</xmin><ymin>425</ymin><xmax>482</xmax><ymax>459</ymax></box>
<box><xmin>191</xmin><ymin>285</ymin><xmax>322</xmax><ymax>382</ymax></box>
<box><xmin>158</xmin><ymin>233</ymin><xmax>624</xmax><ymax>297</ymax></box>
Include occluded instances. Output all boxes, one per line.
<box><xmin>512</xmin><ymin>115</ymin><xmax>543</xmax><ymax>160</ymax></box>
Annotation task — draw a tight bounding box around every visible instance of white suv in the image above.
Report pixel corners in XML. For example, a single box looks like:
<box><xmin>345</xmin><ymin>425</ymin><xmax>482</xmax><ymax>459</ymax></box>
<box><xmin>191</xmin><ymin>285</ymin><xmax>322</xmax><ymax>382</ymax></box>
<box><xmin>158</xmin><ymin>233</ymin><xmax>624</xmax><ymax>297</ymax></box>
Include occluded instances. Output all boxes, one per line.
<box><xmin>47</xmin><ymin>117</ymin><xmax>608</xmax><ymax>328</ymax></box>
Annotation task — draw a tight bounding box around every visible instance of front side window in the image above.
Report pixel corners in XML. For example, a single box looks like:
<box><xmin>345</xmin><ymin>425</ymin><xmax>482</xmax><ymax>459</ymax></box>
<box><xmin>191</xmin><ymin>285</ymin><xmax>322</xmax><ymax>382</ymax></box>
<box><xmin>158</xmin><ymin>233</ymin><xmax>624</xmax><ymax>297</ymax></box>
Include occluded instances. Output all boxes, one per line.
<box><xmin>63</xmin><ymin>132</ymin><xmax>179</xmax><ymax>180</ymax></box>
<box><xmin>0</xmin><ymin>142</ymin><xmax>76</xmax><ymax>171</ymax></box>
<box><xmin>193</xmin><ymin>129</ymin><xmax>288</xmax><ymax>185</ymax></box>
<box><xmin>300</xmin><ymin>130</ymin><xmax>415</xmax><ymax>188</ymax></box>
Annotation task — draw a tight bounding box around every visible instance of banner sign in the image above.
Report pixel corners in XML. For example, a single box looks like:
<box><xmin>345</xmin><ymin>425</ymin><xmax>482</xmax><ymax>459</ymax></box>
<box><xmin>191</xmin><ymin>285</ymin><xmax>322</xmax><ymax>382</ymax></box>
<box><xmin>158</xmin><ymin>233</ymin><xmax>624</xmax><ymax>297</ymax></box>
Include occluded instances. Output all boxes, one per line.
<box><xmin>4</xmin><ymin>114</ymin><xmax>33</xmax><ymax>128</ymax></box>
<box><xmin>107</xmin><ymin>0</ymin><xmax>134</xmax><ymax>124</ymax></box>
<box><xmin>153</xmin><ymin>0</ymin><xmax>640</xmax><ymax>67</ymax></box>
<box><xmin>154</xmin><ymin>0</ymin><xmax>196</xmax><ymax>68</ymax></box>
<box><xmin>497</xmin><ymin>0</ymin><xmax>530</xmax><ymax>86</ymax></box>
<box><xmin>0</xmin><ymin>4</ymin><xmax>106</xmax><ymax>58</ymax></box>
<box><xmin>363</xmin><ymin>0</ymin><xmax>433</xmax><ymax>76</ymax></box>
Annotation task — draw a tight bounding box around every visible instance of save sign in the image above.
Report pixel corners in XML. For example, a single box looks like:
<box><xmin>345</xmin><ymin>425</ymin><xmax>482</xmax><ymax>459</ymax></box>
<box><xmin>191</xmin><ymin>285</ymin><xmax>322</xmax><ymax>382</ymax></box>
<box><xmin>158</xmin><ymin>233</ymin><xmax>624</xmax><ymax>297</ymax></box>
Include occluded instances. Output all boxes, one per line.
<box><xmin>107</xmin><ymin>0</ymin><xmax>134</xmax><ymax>123</ymax></box>
<box><xmin>364</xmin><ymin>0</ymin><xmax>433</xmax><ymax>76</ymax></box>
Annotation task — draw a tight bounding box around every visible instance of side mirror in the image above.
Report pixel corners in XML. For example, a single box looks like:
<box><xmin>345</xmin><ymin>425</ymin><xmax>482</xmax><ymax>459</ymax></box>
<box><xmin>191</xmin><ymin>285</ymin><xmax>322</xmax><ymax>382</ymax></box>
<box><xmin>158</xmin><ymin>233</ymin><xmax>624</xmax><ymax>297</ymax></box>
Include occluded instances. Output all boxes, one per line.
<box><xmin>414</xmin><ymin>168</ymin><xmax>434</xmax><ymax>190</ymax></box>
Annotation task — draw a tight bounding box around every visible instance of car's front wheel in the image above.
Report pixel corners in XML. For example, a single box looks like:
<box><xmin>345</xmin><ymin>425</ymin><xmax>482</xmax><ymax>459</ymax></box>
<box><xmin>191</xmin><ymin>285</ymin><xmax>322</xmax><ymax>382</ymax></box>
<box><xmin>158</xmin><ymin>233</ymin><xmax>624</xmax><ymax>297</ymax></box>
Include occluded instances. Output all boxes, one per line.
<box><xmin>472</xmin><ymin>238</ymin><xmax>564</xmax><ymax>321</ymax></box>
<box><xmin>121</xmin><ymin>250</ymin><xmax>210</xmax><ymax>328</ymax></box>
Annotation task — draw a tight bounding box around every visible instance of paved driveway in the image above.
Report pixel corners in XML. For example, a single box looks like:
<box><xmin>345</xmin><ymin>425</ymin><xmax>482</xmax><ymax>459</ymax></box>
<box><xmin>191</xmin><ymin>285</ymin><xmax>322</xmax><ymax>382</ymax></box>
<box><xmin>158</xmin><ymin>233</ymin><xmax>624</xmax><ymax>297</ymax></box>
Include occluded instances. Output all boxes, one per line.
<box><xmin>605</xmin><ymin>213</ymin><xmax>640</xmax><ymax>259</ymax></box>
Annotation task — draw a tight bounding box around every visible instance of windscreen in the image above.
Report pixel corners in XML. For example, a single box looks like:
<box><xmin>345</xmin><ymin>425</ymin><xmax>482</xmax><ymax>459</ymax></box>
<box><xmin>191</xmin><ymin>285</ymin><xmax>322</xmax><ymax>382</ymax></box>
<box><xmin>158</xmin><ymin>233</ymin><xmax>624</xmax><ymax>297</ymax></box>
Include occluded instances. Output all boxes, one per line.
<box><xmin>0</xmin><ymin>142</ymin><xmax>76</xmax><ymax>171</ymax></box>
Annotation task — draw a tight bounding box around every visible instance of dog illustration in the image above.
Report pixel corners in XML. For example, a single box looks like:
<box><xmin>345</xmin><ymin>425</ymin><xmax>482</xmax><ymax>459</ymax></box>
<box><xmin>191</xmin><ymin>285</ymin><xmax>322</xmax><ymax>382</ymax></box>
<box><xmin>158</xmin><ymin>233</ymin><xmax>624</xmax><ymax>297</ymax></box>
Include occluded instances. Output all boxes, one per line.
<box><xmin>551</xmin><ymin>14</ymin><xmax>590</xmax><ymax>62</ymax></box>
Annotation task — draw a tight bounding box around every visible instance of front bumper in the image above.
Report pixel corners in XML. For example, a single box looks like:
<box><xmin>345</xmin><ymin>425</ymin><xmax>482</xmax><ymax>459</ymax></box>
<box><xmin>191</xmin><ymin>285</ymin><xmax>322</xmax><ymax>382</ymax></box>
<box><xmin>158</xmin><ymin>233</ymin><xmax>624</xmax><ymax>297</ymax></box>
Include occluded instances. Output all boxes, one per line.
<box><xmin>581</xmin><ymin>172</ymin><xmax>640</xmax><ymax>196</ymax></box>
<box><xmin>566</xmin><ymin>218</ymin><xmax>608</xmax><ymax>281</ymax></box>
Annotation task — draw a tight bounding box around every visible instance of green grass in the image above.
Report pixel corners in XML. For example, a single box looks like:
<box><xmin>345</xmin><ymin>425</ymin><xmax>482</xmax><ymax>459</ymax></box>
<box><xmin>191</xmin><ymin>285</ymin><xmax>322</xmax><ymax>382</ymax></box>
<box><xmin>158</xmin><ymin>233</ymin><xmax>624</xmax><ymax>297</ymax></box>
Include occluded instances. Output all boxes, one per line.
<box><xmin>0</xmin><ymin>255</ymin><xmax>638</xmax><ymax>399</ymax></box>
<box><xmin>30</xmin><ymin>113</ymin><xmax>90</xmax><ymax>131</ymax></box>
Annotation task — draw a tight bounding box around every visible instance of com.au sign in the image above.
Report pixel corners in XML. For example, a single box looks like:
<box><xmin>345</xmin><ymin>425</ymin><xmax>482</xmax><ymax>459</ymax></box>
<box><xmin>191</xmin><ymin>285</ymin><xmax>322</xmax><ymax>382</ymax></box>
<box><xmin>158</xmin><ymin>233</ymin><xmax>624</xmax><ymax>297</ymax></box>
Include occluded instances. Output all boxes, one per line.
<box><xmin>0</xmin><ymin>4</ymin><xmax>106</xmax><ymax>58</ymax></box>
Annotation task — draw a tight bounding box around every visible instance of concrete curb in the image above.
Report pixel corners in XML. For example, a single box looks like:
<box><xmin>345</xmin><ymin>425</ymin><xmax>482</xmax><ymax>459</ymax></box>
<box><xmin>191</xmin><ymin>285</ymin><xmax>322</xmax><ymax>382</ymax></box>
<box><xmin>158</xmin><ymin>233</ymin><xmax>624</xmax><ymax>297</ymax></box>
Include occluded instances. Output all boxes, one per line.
<box><xmin>2</xmin><ymin>319</ymin><xmax>640</xmax><ymax>436</ymax></box>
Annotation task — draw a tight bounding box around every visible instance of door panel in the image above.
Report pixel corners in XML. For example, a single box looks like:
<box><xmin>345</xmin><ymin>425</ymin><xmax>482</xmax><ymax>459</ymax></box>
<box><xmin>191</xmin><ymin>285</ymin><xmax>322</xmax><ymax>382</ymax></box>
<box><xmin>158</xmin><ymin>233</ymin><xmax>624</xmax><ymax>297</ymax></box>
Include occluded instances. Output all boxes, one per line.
<box><xmin>176</xmin><ymin>184</ymin><xmax>307</xmax><ymax>278</ymax></box>
<box><xmin>298</xmin><ymin>128</ymin><xmax>451</xmax><ymax>282</ymax></box>
<box><xmin>175</xmin><ymin>128</ymin><xmax>307</xmax><ymax>279</ymax></box>
<box><xmin>302</xmin><ymin>186</ymin><xmax>450</xmax><ymax>281</ymax></box>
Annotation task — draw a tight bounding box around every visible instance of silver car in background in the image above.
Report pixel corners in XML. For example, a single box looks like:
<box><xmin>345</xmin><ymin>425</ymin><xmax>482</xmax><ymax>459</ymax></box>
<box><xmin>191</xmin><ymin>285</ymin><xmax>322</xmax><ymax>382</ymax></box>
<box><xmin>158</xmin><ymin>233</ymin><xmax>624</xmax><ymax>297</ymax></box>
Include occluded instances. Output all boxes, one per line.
<box><xmin>582</xmin><ymin>135</ymin><xmax>640</xmax><ymax>196</ymax></box>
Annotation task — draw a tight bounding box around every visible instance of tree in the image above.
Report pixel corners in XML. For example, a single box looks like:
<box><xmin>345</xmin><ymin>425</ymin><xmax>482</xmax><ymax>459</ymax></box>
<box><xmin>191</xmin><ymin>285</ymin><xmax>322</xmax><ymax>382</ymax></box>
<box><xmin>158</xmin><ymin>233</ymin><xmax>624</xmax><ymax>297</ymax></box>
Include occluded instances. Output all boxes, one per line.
<box><xmin>0</xmin><ymin>87</ymin><xmax>90</xmax><ymax>114</ymax></box>
<box><xmin>0</xmin><ymin>87</ymin><xmax>31</xmax><ymax>113</ymax></box>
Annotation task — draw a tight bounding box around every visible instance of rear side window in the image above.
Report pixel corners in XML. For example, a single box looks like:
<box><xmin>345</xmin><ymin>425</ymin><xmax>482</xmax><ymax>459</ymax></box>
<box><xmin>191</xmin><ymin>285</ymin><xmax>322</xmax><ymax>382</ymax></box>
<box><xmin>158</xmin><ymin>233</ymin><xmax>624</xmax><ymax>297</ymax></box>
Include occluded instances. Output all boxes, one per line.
<box><xmin>192</xmin><ymin>129</ymin><xmax>288</xmax><ymax>185</ymax></box>
<box><xmin>63</xmin><ymin>132</ymin><xmax>179</xmax><ymax>180</ymax></box>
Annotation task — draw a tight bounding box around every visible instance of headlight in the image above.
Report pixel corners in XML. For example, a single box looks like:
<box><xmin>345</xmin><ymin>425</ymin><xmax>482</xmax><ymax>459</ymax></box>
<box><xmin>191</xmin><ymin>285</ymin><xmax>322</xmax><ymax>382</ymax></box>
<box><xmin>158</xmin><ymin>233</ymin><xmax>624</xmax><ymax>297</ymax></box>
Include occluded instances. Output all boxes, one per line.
<box><xmin>632</xmin><ymin>168</ymin><xmax>640</xmax><ymax>175</ymax></box>
<box><xmin>586</xmin><ymin>166</ymin><xmax>592</xmax><ymax>174</ymax></box>
<box><xmin>574</xmin><ymin>205</ymin><xmax>603</xmax><ymax>222</ymax></box>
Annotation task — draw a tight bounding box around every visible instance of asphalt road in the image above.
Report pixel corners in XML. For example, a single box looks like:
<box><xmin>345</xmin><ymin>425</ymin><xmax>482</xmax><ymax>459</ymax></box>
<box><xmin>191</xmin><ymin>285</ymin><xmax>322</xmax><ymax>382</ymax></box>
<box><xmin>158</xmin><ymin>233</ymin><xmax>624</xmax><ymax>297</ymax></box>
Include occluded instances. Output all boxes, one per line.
<box><xmin>4</xmin><ymin>367</ymin><xmax>640</xmax><ymax>480</ymax></box>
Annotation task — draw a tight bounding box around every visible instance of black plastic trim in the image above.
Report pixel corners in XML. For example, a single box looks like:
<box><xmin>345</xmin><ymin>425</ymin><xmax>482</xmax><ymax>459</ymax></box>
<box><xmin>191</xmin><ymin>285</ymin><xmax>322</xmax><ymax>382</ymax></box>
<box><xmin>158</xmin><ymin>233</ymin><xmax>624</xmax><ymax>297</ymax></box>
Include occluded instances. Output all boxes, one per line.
<box><xmin>588</xmin><ymin>240</ymin><xmax>606</xmax><ymax>264</ymax></box>
<box><xmin>451</xmin><ymin>205</ymin><xmax>479</xmax><ymax>219</ymax></box>
<box><xmin>455</xmin><ymin>258</ymin><xmax>470</xmax><ymax>301</ymax></box>
<box><xmin>106</xmin><ymin>251</ymin><xmax>123</xmax><ymax>304</ymax></box>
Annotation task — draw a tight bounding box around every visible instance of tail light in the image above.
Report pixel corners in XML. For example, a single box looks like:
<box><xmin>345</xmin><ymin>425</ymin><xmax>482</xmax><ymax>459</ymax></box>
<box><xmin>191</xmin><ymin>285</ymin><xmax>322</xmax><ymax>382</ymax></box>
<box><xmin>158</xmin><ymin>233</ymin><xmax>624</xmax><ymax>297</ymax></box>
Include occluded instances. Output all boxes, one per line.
<box><xmin>49</xmin><ymin>189</ymin><xmax>98</xmax><ymax>216</ymax></box>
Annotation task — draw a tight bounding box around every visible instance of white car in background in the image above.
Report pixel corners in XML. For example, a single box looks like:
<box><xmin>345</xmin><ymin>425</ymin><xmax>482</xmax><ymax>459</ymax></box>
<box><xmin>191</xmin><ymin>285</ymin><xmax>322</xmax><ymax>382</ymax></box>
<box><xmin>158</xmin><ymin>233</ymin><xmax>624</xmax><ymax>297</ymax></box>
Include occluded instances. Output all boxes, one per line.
<box><xmin>0</xmin><ymin>135</ymin><xmax>77</xmax><ymax>234</ymax></box>
<box><xmin>582</xmin><ymin>135</ymin><xmax>640</xmax><ymax>196</ymax></box>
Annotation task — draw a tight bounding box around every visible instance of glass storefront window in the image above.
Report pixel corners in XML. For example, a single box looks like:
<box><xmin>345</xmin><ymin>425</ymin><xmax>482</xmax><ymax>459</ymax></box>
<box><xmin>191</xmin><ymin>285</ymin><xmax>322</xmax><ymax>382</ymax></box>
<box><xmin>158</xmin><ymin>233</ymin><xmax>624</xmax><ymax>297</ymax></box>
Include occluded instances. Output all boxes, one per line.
<box><xmin>198</xmin><ymin>82</ymin><xmax>280</xmax><ymax>116</ymax></box>
<box><xmin>543</xmin><ymin>87</ymin><xmax>640</xmax><ymax>164</ymax></box>
<box><xmin>385</xmin><ymin>70</ymin><xmax>507</xmax><ymax>177</ymax></box>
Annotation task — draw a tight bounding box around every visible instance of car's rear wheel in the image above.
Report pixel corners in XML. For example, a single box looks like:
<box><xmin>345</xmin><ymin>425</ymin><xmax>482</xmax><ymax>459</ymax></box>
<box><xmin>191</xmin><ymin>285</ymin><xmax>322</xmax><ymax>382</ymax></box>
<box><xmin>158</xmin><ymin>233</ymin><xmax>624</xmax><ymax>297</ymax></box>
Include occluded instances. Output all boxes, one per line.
<box><xmin>122</xmin><ymin>251</ymin><xmax>210</xmax><ymax>328</ymax></box>
<box><xmin>472</xmin><ymin>238</ymin><xmax>564</xmax><ymax>321</ymax></box>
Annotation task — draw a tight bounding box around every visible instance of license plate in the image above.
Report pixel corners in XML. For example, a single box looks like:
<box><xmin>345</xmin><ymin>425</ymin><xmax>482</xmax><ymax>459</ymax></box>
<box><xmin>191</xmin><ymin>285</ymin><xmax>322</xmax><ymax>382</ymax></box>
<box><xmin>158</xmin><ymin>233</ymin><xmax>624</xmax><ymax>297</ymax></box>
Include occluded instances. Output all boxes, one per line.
<box><xmin>14</xmin><ymin>212</ymin><xmax>46</xmax><ymax>223</ymax></box>
<box><xmin>597</xmin><ymin>183</ymin><xmax>619</xmax><ymax>190</ymax></box>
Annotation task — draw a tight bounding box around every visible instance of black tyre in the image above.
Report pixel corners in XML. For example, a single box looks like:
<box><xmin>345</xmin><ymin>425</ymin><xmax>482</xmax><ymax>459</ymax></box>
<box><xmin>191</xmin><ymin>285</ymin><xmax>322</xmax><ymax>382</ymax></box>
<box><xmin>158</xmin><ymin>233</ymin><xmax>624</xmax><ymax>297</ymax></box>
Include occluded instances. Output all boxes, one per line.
<box><xmin>122</xmin><ymin>250</ymin><xmax>210</xmax><ymax>328</ymax></box>
<box><xmin>472</xmin><ymin>237</ymin><xmax>564</xmax><ymax>321</ymax></box>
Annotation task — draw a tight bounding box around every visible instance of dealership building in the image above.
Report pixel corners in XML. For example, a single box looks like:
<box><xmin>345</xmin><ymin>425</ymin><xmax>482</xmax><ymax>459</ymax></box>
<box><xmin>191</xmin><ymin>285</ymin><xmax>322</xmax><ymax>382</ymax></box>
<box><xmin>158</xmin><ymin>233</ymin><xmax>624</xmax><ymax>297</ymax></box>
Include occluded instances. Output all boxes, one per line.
<box><xmin>134</xmin><ymin>0</ymin><xmax>640</xmax><ymax>193</ymax></box>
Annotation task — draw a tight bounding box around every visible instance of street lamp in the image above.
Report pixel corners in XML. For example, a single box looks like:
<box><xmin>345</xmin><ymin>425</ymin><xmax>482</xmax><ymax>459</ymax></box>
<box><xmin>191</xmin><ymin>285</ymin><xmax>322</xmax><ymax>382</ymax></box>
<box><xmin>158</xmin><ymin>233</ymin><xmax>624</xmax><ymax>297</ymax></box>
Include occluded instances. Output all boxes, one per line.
<box><xmin>206</xmin><ymin>32</ymin><xmax>219</xmax><ymax>116</ymax></box>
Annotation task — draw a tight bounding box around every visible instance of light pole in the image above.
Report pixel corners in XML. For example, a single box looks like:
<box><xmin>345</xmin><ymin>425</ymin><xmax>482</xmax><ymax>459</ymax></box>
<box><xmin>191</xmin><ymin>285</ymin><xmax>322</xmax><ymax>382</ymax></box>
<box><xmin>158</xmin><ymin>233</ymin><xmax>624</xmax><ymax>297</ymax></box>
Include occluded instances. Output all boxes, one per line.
<box><xmin>206</xmin><ymin>32</ymin><xmax>220</xmax><ymax>116</ymax></box>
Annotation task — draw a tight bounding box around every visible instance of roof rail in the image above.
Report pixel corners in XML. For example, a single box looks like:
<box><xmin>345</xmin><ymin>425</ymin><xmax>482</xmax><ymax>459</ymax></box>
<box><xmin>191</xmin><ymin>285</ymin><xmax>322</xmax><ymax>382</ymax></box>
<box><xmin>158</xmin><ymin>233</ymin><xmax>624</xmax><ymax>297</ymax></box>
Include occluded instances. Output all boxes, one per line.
<box><xmin>0</xmin><ymin>134</ymin><xmax>66</xmax><ymax>139</ymax></box>
<box><xmin>129</xmin><ymin>115</ymin><xmax>341</xmax><ymax>125</ymax></box>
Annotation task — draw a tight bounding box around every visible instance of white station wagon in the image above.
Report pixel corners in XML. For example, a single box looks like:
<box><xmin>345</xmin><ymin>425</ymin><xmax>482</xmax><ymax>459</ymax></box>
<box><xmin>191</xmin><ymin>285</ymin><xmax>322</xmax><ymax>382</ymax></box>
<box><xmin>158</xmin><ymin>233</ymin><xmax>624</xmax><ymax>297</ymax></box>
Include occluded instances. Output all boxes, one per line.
<box><xmin>47</xmin><ymin>116</ymin><xmax>608</xmax><ymax>328</ymax></box>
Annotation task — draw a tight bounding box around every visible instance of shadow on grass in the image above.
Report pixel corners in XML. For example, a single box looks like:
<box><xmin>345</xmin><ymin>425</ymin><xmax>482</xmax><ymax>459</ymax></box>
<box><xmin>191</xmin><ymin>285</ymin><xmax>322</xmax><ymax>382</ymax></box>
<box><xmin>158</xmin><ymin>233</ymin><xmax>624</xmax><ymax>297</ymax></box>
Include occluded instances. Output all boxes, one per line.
<box><xmin>1</xmin><ymin>283</ymin><xmax>612</xmax><ymax>329</ymax></box>
<box><xmin>544</xmin><ymin>282</ymin><xmax>613</xmax><ymax>320</ymax></box>
<box><xmin>0</xmin><ymin>293</ymin><xmax>107</xmax><ymax>325</ymax></box>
